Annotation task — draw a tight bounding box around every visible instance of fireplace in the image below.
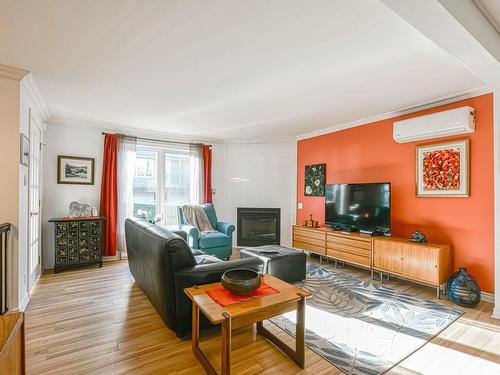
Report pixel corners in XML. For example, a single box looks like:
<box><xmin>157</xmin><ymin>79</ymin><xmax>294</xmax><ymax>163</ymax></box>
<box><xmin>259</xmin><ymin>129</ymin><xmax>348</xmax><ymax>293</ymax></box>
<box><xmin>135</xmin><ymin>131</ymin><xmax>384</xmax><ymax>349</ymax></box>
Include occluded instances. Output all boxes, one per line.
<box><xmin>237</xmin><ymin>208</ymin><xmax>280</xmax><ymax>247</ymax></box>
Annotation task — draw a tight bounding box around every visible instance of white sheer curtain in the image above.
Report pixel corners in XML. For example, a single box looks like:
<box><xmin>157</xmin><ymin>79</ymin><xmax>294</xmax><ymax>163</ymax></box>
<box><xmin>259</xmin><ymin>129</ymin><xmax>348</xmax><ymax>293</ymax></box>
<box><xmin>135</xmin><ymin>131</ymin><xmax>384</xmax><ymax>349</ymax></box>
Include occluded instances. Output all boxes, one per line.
<box><xmin>116</xmin><ymin>134</ymin><xmax>137</xmax><ymax>259</ymax></box>
<box><xmin>189</xmin><ymin>144</ymin><xmax>204</xmax><ymax>205</ymax></box>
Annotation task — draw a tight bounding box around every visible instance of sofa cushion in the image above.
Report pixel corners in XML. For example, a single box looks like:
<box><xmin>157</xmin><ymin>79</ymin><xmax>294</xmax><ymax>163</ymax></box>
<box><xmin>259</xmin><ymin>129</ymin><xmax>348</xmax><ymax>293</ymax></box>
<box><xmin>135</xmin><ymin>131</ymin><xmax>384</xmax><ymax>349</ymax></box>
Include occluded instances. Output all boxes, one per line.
<box><xmin>194</xmin><ymin>254</ymin><xmax>223</xmax><ymax>265</ymax></box>
<box><xmin>191</xmin><ymin>248</ymin><xmax>205</xmax><ymax>256</ymax></box>
<box><xmin>199</xmin><ymin>231</ymin><xmax>230</xmax><ymax>249</ymax></box>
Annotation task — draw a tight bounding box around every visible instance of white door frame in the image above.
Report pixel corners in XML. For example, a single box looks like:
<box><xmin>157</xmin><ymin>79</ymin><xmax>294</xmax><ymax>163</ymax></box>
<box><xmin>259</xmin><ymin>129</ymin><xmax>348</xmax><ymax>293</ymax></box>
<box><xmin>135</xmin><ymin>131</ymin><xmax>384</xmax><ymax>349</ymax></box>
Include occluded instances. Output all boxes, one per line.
<box><xmin>28</xmin><ymin>109</ymin><xmax>42</xmax><ymax>291</ymax></box>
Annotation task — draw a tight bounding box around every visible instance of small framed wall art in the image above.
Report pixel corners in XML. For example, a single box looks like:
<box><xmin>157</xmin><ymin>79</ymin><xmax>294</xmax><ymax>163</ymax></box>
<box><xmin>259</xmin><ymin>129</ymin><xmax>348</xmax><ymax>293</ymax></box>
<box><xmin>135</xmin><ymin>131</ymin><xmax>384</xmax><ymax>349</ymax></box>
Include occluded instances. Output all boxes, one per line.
<box><xmin>304</xmin><ymin>163</ymin><xmax>326</xmax><ymax>196</ymax></box>
<box><xmin>416</xmin><ymin>139</ymin><xmax>469</xmax><ymax>197</ymax></box>
<box><xmin>57</xmin><ymin>155</ymin><xmax>95</xmax><ymax>185</ymax></box>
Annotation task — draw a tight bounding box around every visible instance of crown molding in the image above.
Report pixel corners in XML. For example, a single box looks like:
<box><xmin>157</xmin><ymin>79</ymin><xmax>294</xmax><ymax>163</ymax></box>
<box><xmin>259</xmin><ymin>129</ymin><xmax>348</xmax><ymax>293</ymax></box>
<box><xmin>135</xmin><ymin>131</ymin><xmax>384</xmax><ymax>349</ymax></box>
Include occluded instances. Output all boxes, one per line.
<box><xmin>46</xmin><ymin>116</ymin><xmax>224</xmax><ymax>144</ymax></box>
<box><xmin>0</xmin><ymin>64</ymin><xmax>29</xmax><ymax>81</ymax></box>
<box><xmin>296</xmin><ymin>85</ymin><xmax>492</xmax><ymax>141</ymax></box>
<box><xmin>21</xmin><ymin>73</ymin><xmax>50</xmax><ymax>122</ymax></box>
<box><xmin>472</xmin><ymin>0</ymin><xmax>500</xmax><ymax>37</ymax></box>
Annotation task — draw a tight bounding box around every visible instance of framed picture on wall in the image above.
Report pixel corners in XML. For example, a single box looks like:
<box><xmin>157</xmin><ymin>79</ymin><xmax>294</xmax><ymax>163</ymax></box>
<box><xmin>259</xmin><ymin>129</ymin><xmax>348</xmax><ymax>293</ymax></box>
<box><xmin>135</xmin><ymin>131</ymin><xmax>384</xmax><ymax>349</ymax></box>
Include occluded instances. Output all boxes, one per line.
<box><xmin>304</xmin><ymin>163</ymin><xmax>326</xmax><ymax>196</ymax></box>
<box><xmin>57</xmin><ymin>155</ymin><xmax>95</xmax><ymax>185</ymax></box>
<box><xmin>416</xmin><ymin>139</ymin><xmax>469</xmax><ymax>197</ymax></box>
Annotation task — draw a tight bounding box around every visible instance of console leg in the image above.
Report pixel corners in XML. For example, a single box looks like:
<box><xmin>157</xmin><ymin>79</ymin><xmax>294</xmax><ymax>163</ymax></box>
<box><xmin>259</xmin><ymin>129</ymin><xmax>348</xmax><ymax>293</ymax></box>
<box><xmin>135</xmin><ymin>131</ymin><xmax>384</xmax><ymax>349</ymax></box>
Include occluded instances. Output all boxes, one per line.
<box><xmin>334</xmin><ymin>259</ymin><xmax>338</xmax><ymax>268</ymax></box>
<box><xmin>319</xmin><ymin>255</ymin><xmax>322</xmax><ymax>265</ymax></box>
<box><xmin>380</xmin><ymin>272</ymin><xmax>383</xmax><ymax>283</ymax></box>
<box><xmin>371</xmin><ymin>270</ymin><xmax>374</xmax><ymax>280</ymax></box>
<box><xmin>436</xmin><ymin>286</ymin><xmax>440</xmax><ymax>299</ymax></box>
<box><xmin>443</xmin><ymin>283</ymin><xmax>447</xmax><ymax>295</ymax></box>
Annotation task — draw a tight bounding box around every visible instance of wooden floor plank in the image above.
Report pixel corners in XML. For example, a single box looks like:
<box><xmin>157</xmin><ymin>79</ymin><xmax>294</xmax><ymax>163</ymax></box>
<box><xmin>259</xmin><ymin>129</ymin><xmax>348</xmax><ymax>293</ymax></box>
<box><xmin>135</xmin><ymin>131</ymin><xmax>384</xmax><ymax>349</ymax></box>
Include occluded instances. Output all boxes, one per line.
<box><xmin>25</xmin><ymin>259</ymin><xmax>499</xmax><ymax>374</ymax></box>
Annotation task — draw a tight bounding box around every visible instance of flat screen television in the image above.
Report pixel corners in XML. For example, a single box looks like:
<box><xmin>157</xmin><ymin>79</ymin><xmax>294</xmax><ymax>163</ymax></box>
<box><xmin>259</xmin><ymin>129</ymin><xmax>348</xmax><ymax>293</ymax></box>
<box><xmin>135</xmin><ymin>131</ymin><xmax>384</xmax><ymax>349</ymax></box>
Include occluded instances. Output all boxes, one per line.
<box><xmin>325</xmin><ymin>182</ymin><xmax>390</xmax><ymax>233</ymax></box>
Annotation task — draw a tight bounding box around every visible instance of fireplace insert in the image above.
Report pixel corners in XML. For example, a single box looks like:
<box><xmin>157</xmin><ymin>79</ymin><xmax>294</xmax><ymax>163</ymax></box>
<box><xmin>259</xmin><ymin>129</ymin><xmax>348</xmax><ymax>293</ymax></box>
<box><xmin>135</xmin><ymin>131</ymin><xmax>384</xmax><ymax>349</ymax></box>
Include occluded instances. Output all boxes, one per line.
<box><xmin>237</xmin><ymin>208</ymin><xmax>280</xmax><ymax>247</ymax></box>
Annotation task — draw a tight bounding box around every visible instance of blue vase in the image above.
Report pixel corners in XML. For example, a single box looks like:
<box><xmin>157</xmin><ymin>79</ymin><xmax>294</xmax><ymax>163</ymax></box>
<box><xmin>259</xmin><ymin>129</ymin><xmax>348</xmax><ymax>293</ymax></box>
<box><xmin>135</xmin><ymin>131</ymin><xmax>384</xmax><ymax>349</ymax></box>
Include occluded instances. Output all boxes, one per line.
<box><xmin>447</xmin><ymin>267</ymin><xmax>481</xmax><ymax>307</ymax></box>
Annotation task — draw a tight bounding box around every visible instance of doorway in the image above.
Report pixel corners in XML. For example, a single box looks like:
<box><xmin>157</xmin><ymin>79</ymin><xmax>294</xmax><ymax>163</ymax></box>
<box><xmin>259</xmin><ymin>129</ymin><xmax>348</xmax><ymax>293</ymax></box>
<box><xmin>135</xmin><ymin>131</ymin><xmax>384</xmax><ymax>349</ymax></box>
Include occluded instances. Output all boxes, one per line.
<box><xmin>28</xmin><ymin>110</ymin><xmax>42</xmax><ymax>291</ymax></box>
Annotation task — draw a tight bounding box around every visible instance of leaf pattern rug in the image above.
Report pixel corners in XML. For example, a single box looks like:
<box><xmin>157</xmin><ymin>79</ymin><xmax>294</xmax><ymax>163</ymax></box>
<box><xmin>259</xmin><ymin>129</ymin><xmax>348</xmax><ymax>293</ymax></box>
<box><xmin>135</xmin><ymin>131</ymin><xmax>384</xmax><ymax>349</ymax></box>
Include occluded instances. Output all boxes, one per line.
<box><xmin>269</xmin><ymin>264</ymin><xmax>462</xmax><ymax>375</ymax></box>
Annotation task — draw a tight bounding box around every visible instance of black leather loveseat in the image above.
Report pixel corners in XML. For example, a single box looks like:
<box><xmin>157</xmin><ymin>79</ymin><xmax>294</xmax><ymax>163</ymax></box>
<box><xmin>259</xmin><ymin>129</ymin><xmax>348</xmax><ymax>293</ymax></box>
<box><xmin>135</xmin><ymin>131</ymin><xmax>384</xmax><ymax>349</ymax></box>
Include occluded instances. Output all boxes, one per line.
<box><xmin>125</xmin><ymin>218</ymin><xmax>264</xmax><ymax>338</ymax></box>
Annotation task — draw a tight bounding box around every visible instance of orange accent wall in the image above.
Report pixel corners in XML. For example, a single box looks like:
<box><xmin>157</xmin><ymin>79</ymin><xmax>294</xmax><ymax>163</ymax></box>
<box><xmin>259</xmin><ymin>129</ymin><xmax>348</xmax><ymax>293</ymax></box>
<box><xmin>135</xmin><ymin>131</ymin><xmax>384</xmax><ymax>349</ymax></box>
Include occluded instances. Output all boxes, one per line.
<box><xmin>297</xmin><ymin>93</ymin><xmax>494</xmax><ymax>293</ymax></box>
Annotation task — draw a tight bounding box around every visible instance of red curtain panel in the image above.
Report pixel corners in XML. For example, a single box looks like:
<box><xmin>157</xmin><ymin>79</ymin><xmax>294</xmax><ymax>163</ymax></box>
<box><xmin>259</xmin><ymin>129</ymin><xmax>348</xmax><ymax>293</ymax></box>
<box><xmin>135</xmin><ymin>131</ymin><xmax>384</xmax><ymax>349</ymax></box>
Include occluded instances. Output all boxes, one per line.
<box><xmin>203</xmin><ymin>145</ymin><xmax>212</xmax><ymax>204</ymax></box>
<box><xmin>100</xmin><ymin>134</ymin><xmax>117</xmax><ymax>256</ymax></box>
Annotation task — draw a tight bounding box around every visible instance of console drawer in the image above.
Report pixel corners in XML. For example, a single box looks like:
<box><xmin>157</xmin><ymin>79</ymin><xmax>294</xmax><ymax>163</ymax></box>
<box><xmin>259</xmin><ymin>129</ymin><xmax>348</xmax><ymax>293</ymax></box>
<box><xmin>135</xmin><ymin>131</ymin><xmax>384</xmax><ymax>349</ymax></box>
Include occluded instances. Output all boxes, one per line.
<box><xmin>326</xmin><ymin>249</ymin><xmax>370</xmax><ymax>267</ymax></box>
<box><xmin>293</xmin><ymin>227</ymin><xmax>325</xmax><ymax>241</ymax></box>
<box><xmin>292</xmin><ymin>240</ymin><xmax>325</xmax><ymax>255</ymax></box>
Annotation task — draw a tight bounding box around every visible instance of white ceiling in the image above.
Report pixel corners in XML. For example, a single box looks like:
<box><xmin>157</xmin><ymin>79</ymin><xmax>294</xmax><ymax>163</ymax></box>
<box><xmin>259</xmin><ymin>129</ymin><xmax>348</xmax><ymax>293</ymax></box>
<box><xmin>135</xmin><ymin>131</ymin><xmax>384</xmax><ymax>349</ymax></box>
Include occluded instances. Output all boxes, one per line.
<box><xmin>0</xmin><ymin>0</ymin><xmax>487</xmax><ymax>140</ymax></box>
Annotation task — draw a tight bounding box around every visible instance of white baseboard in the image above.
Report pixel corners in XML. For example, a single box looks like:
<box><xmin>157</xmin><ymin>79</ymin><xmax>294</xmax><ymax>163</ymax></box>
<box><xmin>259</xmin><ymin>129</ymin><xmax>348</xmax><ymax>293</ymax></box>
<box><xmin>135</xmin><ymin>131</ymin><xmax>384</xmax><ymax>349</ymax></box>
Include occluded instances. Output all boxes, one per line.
<box><xmin>481</xmin><ymin>291</ymin><xmax>495</xmax><ymax>304</ymax></box>
<box><xmin>18</xmin><ymin>292</ymin><xmax>30</xmax><ymax>312</ymax></box>
<box><xmin>492</xmin><ymin>307</ymin><xmax>500</xmax><ymax>320</ymax></box>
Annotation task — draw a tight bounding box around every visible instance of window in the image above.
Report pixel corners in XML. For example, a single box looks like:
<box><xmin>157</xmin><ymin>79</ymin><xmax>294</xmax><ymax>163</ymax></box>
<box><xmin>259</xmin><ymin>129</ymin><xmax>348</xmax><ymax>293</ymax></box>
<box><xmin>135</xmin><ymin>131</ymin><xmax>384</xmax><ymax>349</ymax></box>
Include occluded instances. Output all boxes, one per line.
<box><xmin>131</xmin><ymin>144</ymin><xmax>202</xmax><ymax>228</ymax></box>
<box><xmin>132</xmin><ymin>149</ymin><xmax>158</xmax><ymax>221</ymax></box>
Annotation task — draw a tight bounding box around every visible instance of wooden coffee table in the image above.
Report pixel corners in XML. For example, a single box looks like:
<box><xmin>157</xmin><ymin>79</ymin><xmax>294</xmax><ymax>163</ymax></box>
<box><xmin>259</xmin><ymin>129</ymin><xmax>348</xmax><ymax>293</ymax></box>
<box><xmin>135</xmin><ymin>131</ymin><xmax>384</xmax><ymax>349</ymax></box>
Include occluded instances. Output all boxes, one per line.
<box><xmin>184</xmin><ymin>275</ymin><xmax>311</xmax><ymax>375</ymax></box>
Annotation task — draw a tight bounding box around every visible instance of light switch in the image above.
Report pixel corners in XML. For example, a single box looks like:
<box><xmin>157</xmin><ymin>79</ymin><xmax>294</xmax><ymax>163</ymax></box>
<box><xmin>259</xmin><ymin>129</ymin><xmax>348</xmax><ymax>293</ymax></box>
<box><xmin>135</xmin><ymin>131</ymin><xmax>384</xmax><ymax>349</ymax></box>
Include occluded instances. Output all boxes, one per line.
<box><xmin>298</xmin><ymin>203</ymin><xmax>303</xmax><ymax>209</ymax></box>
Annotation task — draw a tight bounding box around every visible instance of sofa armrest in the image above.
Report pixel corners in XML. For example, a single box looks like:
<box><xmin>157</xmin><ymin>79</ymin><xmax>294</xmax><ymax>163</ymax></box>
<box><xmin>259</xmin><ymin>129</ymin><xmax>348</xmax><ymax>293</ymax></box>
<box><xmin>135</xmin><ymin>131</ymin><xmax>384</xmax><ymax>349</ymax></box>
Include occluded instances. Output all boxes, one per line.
<box><xmin>181</xmin><ymin>225</ymin><xmax>200</xmax><ymax>247</ymax></box>
<box><xmin>216</xmin><ymin>222</ymin><xmax>235</xmax><ymax>236</ymax></box>
<box><xmin>173</xmin><ymin>257</ymin><xmax>264</xmax><ymax>337</ymax></box>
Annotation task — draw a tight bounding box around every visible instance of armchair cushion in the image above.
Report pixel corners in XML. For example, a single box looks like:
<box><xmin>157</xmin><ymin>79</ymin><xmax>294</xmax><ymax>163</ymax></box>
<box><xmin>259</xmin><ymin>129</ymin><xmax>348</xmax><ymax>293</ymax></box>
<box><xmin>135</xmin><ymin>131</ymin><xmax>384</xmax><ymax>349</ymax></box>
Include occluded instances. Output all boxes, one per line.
<box><xmin>199</xmin><ymin>231</ymin><xmax>230</xmax><ymax>249</ymax></box>
<box><xmin>200</xmin><ymin>203</ymin><xmax>219</xmax><ymax>229</ymax></box>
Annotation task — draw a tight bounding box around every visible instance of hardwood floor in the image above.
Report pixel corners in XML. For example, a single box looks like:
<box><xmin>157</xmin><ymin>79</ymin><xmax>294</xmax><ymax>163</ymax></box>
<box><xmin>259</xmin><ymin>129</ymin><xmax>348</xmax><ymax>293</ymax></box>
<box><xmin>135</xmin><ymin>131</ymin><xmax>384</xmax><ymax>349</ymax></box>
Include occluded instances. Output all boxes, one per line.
<box><xmin>25</xmin><ymin>259</ymin><xmax>500</xmax><ymax>375</ymax></box>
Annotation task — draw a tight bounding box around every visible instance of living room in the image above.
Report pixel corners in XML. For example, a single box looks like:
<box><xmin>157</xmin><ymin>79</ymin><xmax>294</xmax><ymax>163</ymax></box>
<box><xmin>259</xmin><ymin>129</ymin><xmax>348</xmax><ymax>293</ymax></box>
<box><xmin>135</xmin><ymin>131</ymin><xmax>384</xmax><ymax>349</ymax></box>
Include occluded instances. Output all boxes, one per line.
<box><xmin>1</xmin><ymin>1</ymin><xmax>500</xmax><ymax>374</ymax></box>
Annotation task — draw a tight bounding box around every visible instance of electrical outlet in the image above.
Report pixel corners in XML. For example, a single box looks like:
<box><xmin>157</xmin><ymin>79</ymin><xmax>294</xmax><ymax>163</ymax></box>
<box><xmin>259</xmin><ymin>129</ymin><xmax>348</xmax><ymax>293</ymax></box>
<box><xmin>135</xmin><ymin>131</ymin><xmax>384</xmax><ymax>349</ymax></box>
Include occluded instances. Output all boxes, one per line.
<box><xmin>298</xmin><ymin>203</ymin><xmax>303</xmax><ymax>209</ymax></box>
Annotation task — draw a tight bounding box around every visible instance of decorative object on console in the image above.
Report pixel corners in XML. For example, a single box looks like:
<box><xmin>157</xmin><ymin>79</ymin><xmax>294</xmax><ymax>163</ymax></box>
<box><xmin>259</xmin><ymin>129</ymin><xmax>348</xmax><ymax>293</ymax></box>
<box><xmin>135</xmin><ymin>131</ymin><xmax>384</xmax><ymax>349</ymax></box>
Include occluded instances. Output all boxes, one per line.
<box><xmin>221</xmin><ymin>268</ymin><xmax>262</xmax><ymax>296</ymax></box>
<box><xmin>416</xmin><ymin>139</ymin><xmax>469</xmax><ymax>197</ymax></box>
<box><xmin>20</xmin><ymin>133</ymin><xmax>29</xmax><ymax>166</ymax></box>
<box><xmin>69</xmin><ymin>201</ymin><xmax>92</xmax><ymax>218</ymax></box>
<box><xmin>91</xmin><ymin>206</ymin><xmax>98</xmax><ymax>216</ymax></box>
<box><xmin>303</xmin><ymin>214</ymin><xmax>319</xmax><ymax>228</ymax></box>
<box><xmin>304</xmin><ymin>163</ymin><xmax>326</xmax><ymax>196</ymax></box>
<box><xmin>57</xmin><ymin>155</ymin><xmax>95</xmax><ymax>185</ymax></box>
<box><xmin>447</xmin><ymin>267</ymin><xmax>481</xmax><ymax>307</ymax></box>
<box><xmin>409</xmin><ymin>231</ymin><xmax>427</xmax><ymax>243</ymax></box>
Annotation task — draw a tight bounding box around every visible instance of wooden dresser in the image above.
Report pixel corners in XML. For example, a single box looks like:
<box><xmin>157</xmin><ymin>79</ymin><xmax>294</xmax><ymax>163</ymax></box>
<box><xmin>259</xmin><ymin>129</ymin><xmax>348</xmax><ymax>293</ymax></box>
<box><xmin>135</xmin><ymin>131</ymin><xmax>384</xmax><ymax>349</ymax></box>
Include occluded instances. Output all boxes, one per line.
<box><xmin>49</xmin><ymin>217</ymin><xmax>105</xmax><ymax>273</ymax></box>
<box><xmin>292</xmin><ymin>225</ymin><xmax>453</xmax><ymax>297</ymax></box>
<box><xmin>0</xmin><ymin>312</ymin><xmax>25</xmax><ymax>374</ymax></box>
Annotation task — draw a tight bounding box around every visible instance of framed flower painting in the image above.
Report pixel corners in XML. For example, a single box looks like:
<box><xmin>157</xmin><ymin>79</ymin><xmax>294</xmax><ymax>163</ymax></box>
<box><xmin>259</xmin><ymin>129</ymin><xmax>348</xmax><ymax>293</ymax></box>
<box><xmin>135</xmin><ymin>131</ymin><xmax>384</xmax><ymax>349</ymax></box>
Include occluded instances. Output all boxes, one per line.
<box><xmin>304</xmin><ymin>163</ymin><xmax>326</xmax><ymax>196</ymax></box>
<box><xmin>416</xmin><ymin>139</ymin><xmax>469</xmax><ymax>197</ymax></box>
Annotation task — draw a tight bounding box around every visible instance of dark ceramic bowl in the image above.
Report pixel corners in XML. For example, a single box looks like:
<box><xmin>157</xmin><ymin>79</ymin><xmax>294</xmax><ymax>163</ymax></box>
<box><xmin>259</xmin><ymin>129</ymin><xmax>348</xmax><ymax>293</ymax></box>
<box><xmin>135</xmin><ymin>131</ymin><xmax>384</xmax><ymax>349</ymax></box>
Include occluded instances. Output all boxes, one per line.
<box><xmin>221</xmin><ymin>269</ymin><xmax>262</xmax><ymax>296</ymax></box>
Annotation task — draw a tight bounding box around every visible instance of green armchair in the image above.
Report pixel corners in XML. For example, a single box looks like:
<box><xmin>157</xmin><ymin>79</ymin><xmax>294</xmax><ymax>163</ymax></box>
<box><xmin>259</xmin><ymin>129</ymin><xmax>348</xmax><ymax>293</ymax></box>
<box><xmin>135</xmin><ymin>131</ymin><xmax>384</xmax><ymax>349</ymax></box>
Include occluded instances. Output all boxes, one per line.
<box><xmin>177</xmin><ymin>204</ymin><xmax>235</xmax><ymax>260</ymax></box>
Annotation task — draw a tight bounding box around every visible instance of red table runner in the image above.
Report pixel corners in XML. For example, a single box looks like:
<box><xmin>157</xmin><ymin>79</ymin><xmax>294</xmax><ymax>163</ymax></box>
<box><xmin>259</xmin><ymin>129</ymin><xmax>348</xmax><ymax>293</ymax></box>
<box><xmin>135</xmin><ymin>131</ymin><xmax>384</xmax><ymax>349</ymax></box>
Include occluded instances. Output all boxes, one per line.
<box><xmin>206</xmin><ymin>283</ymin><xmax>279</xmax><ymax>307</ymax></box>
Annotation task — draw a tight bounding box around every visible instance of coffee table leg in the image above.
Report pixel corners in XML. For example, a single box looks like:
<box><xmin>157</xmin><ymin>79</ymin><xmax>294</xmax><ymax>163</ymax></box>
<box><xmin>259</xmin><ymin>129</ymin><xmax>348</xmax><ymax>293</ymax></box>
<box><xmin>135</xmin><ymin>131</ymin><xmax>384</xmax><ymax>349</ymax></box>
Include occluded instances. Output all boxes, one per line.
<box><xmin>256</xmin><ymin>293</ymin><xmax>307</xmax><ymax>369</ymax></box>
<box><xmin>192</xmin><ymin>302</ymin><xmax>217</xmax><ymax>375</ymax></box>
<box><xmin>296</xmin><ymin>294</ymin><xmax>306</xmax><ymax>368</ymax></box>
<box><xmin>221</xmin><ymin>312</ymin><xmax>232</xmax><ymax>375</ymax></box>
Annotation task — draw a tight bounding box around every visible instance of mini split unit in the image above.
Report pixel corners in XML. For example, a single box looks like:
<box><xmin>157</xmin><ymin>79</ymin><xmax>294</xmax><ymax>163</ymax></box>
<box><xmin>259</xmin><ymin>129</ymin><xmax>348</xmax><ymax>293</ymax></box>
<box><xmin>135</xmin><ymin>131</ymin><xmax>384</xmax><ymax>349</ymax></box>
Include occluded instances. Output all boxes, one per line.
<box><xmin>393</xmin><ymin>106</ymin><xmax>475</xmax><ymax>143</ymax></box>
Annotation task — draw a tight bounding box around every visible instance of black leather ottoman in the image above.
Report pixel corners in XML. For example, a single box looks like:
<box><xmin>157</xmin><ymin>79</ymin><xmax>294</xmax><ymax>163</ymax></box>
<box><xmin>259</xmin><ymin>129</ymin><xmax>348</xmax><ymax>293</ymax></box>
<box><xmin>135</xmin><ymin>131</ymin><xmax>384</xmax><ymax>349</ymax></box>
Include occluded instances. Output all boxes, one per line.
<box><xmin>240</xmin><ymin>245</ymin><xmax>306</xmax><ymax>283</ymax></box>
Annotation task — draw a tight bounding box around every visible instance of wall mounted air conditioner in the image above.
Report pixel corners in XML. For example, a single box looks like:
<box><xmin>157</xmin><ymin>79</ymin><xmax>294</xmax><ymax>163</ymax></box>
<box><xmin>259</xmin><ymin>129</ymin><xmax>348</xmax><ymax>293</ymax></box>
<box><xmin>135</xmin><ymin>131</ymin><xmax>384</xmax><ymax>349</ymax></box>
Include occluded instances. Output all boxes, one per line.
<box><xmin>393</xmin><ymin>106</ymin><xmax>475</xmax><ymax>143</ymax></box>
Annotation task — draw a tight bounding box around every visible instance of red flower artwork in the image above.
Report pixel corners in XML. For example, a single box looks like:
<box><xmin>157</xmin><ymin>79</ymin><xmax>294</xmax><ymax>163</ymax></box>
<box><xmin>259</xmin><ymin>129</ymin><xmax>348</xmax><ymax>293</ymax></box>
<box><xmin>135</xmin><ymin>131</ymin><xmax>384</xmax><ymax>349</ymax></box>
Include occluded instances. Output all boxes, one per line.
<box><xmin>422</xmin><ymin>148</ymin><xmax>461</xmax><ymax>191</ymax></box>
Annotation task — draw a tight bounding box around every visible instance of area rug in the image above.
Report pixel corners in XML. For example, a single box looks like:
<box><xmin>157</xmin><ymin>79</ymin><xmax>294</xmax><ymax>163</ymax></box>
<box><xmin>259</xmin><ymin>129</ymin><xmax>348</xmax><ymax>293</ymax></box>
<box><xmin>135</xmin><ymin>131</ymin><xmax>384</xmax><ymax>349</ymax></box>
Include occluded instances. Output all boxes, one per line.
<box><xmin>269</xmin><ymin>264</ymin><xmax>462</xmax><ymax>375</ymax></box>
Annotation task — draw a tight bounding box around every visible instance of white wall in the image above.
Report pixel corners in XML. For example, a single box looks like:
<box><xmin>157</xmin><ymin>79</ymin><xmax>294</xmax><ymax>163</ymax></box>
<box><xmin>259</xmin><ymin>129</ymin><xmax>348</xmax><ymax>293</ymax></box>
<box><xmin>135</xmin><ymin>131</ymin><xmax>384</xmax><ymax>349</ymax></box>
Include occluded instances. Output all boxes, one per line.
<box><xmin>212</xmin><ymin>142</ymin><xmax>296</xmax><ymax>247</ymax></box>
<box><xmin>42</xmin><ymin>124</ymin><xmax>103</xmax><ymax>268</ymax></box>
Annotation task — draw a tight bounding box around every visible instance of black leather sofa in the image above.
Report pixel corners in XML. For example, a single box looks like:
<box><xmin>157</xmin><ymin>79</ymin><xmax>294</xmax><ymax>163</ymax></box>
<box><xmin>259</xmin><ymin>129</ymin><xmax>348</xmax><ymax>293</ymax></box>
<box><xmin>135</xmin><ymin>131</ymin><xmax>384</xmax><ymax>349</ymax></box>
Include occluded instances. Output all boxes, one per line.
<box><xmin>125</xmin><ymin>218</ymin><xmax>264</xmax><ymax>338</ymax></box>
